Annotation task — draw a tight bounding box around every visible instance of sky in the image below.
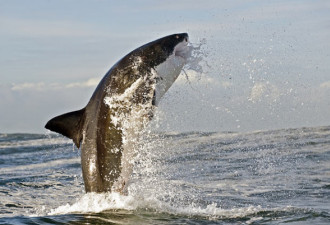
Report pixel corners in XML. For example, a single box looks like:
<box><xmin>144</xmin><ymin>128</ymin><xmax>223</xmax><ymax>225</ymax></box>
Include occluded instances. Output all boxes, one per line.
<box><xmin>0</xmin><ymin>0</ymin><xmax>329</xmax><ymax>133</ymax></box>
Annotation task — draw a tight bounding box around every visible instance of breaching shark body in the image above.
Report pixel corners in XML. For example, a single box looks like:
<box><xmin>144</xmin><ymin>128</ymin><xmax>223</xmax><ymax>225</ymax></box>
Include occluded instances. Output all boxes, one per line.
<box><xmin>45</xmin><ymin>33</ymin><xmax>190</xmax><ymax>193</ymax></box>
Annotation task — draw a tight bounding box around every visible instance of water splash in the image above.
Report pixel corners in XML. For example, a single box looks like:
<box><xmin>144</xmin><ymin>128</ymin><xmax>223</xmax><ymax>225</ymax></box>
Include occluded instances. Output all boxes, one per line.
<box><xmin>47</xmin><ymin>189</ymin><xmax>267</xmax><ymax>221</ymax></box>
<box><xmin>47</xmin><ymin>190</ymin><xmax>301</xmax><ymax>222</ymax></box>
<box><xmin>181</xmin><ymin>38</ymin><xmax>210</xmax><ymax>85</ymax></box>
<box><xmin>185</xmin><ymin>38</ymin><xmax>209</xmax><ymax>74</ymax></box>
<box><xmin>48</xmin><ymin>192</ymin><xmax>136</xmax><ymax>215</ymax></box>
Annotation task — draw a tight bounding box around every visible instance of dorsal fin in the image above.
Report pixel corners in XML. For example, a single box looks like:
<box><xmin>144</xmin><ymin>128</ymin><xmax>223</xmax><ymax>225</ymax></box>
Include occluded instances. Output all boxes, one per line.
<box><xmin>45</xmin><ymin>108</ymin><xmax>85</xmax><ymax>148</ymax></box>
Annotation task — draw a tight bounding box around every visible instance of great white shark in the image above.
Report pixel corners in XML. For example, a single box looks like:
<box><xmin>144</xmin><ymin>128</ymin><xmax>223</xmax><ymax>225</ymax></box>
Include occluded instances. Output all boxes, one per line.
<box><xmin>45</xmin><ymin>33</ymin><xmax>190</xmax><ymax>193</ymax></box>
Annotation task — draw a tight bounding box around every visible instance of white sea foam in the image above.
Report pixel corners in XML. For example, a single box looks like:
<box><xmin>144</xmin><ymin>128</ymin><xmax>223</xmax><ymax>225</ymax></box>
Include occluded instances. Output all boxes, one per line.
<box><xmin>47</xmin><ymin>190</ymin><xmax>296</xmax><ymax>221</ymax></box>
<box><xmin>48</xmin><ymin>192</ymin><xmax>136</xmax><ymax>215</ymax></box>
<box><xmin>48</xmin><ymin>191</ymin><xmax>257</xmax><ymax>218</ymax></box>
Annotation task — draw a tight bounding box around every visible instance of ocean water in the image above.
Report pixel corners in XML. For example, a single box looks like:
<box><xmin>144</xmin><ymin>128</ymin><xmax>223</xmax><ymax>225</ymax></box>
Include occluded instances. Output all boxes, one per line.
<box><xmin>0</xmin><ymin>126</ymin><xmax>329</xmax><ymax>224</ymax></box>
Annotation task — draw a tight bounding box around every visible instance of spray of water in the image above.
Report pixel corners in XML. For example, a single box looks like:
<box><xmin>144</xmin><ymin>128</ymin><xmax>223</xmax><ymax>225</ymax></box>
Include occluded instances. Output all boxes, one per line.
<box><xmin>46</xmin><ymin>40</ymin><xmax>222</xmax><ymax>217</ymax></box>
<box><xmin>42</xmin><ymin>39</ymin><xmax>280</xmax><ymax>220</ymax></box>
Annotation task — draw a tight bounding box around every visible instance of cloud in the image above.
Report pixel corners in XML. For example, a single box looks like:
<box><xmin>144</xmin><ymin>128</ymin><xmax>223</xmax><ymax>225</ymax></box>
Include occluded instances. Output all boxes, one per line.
<box><xmin>65</xmin><ymin>78</ymin><xmax>100</xmax><ymax>88</ymax></box>
<box><xmin>10</xmin><ymin>71</ymin><xmax>231</xmax><ymax>92</ymax></box>
<box><xmin>11</xmin><ymin>82</ymin><xmax>46</xmax><ymax>91</ymax></box>
<box><xmin>249</xmin><ymin>82</ymin><xmax>280</xmax><ymax>103</ymax></box>
<box><xmin>176</xmin><ymin>70</ymin><xmax>232</xmax><ymax>88</ymax></box>
<box><xmin>320</xmin><ymin>81</ymin><xmax>330</xmax><ymax>89</ymax></box>
<box><xmin>11</xmin><ymin>78</ymin><xmax>100</xmax><ymax>91</ymax></box>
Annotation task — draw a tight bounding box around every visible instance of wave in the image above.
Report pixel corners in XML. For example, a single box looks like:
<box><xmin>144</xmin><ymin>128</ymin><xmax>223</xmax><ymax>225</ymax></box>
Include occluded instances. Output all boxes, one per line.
<box><xmin>0</xmin><ymin>134</ymin><xmax>71</xmax><ymax>149</ymax></box>
<box><xmin>0</xmin><ymin>158</ymin><xmax>80</xmax><ymax>174</ymax></box>
<box><xmin>1</xmin><ymin>125</ymin><xmax>329</xmax><ymax>223</ymax></box>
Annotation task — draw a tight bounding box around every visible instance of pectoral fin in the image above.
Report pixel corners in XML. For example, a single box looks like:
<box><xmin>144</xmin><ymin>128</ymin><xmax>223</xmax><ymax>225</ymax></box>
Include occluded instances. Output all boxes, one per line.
<box><xmin>45</xmin><ymin>108</ymin><xmax>85</xmax><ymax>148</ymax></box>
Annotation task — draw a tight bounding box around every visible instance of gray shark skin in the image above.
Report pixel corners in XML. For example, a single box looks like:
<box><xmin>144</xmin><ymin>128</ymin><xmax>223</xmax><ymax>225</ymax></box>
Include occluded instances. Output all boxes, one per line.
<box><xmin>45</xmin><ymin>33</ymin><xmax>190</xmax><ymax>193</ymax></box>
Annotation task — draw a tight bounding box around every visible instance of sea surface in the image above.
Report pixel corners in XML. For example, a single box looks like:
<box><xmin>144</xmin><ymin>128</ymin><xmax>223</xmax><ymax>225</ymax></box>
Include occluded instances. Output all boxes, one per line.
<box><xmin>0</xmin><ymin>126</ymin><xmax>329</xmax><ymax>224</ymax></box>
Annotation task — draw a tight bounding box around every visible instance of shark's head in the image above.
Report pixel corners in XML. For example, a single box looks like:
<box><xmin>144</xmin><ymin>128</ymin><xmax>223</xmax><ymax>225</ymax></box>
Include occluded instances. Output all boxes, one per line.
<box><xmin>137</xmin><ymin>33</ymin><xmax>190</xmax><ymax>105</ymax></box>
<box><xmin>157</xmin><ymin>33</ymin><xmax>190</xmax><ymax>60</ymax></box>
<box><xmin>112</xmin><ymin>33</ymin><xmax>190</xmax><ymax>105</ymax></box>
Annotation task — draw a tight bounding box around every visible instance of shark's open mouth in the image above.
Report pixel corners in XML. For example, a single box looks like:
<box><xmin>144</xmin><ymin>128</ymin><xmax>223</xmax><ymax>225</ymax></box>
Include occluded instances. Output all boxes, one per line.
<box><xmin>174</xmin><ymin>37</ymin><xmax>190</xmax><ymax>60</ymax></box>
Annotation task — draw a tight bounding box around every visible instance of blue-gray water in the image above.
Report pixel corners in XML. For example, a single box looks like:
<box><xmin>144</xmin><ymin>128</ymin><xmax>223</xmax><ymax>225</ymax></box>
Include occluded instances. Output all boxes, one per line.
<box><xmin>0</xmin><ymin>126</ymin><xmax>329</xmax><ymax>224</ymax></box>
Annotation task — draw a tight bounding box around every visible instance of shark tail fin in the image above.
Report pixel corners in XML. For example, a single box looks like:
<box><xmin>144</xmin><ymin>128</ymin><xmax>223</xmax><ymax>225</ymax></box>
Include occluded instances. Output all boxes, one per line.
<box><xmin>45</xmin><ymin>108</ymin><xmax>85</xmax><ymax>148</ymax></box>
